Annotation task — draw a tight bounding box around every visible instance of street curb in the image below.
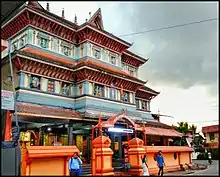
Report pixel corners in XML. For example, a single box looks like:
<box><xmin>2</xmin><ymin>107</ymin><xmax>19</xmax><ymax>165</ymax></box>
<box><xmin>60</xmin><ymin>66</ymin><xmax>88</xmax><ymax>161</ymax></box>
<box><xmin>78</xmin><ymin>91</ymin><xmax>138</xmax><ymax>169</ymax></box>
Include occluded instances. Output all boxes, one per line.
<box><xmin>164</xmin><ymin>170</ymin><xmax>196</xmax><ymax>176</ymax></box>
<box><xmin>185</xmin><ymin>171</ymin><xmax>195</xmax><ymax>175</ymax></box>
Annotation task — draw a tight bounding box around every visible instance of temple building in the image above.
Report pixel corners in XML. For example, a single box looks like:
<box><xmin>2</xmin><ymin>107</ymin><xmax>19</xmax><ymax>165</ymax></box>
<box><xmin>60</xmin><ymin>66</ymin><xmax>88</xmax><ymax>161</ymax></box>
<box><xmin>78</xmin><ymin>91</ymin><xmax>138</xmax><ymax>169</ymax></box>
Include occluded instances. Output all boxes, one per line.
<box><xmin>2</xmin><ymin>1</ymin><xmax>190</xmax><ymax>174</ymax></box>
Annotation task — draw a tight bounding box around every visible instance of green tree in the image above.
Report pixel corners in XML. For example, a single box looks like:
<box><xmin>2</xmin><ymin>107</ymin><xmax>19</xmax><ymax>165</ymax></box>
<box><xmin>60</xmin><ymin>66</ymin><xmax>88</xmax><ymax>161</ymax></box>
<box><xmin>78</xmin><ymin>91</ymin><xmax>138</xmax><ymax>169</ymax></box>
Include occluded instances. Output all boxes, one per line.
<box><xmin>189</xmin><ymin>124</ymin><xmax>197</xmax><ymax>135</ymax></box>
<box><xmin>173</xmin><ymin>121</ymin><xmax>191</xmax><ymax>146</ymax></box>
<box><xmin>176</xmin><ymin>122</ymin><xmax>189</xmax><ymax>134</ymax></box>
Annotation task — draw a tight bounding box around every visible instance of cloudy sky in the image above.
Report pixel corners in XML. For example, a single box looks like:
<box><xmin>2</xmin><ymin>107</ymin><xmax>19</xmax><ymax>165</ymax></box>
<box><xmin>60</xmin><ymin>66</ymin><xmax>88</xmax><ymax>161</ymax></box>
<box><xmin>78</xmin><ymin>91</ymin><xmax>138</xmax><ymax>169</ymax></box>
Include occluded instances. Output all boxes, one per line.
<box><xmin>39</xmin><ymin>1</ymin><xmax>218</xmax><ymax>131</ymax></box>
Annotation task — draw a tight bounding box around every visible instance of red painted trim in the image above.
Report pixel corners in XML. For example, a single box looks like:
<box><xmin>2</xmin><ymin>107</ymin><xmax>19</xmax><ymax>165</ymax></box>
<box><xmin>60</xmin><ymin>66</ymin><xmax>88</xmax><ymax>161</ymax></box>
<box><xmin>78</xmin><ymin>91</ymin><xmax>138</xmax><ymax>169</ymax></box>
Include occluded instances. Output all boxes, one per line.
<box><xmin>35</xmin><ymin>15</ymin><xmax>41</xmax><ymax>26</ymax></box>
<box><xmin>21</xmin><ymin>14</ymin><xmax>28</xmax><ymax>26</ymax></box>
<box><xmin>31</xmin><ymin>13</ymin><xmax>37</xmax><ymax>25</ymax></box>
<box><xmin>43</xmin><ymin>19</ymin><xmax>49</xmax><ymax>30</ymax></box>
<box><xmin>54</xmin><ymin>23</ymin><xmax>59</xmax><ymax>34</ymax></box>
<box><xmin>26</xmin><ymin>10</ymin><xmax>30</xmax><ymax>23</ymax></box>
<box><xmin>40</xmin><ymin>18</ymin><xmax>45</xmax><ymax>28</ymax></box>
<box><xmin>50</xmin><ymin>22</ymin><xmax>56</xmax><ymax>32</ymax></box>
<box><xmin>46</xmin><ymin>20</ymin><xmax>51</xmax><ymax>31</ymax></box>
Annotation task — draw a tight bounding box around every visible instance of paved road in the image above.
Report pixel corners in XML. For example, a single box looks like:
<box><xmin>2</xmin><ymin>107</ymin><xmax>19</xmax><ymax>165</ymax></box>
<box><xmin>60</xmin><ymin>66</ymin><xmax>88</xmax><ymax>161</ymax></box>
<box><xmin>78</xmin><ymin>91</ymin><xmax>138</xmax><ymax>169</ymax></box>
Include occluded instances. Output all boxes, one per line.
<box><xmin>187</xmin><ymin>160</ymin><xmax>219</xmax><ymax>176</ymax></box>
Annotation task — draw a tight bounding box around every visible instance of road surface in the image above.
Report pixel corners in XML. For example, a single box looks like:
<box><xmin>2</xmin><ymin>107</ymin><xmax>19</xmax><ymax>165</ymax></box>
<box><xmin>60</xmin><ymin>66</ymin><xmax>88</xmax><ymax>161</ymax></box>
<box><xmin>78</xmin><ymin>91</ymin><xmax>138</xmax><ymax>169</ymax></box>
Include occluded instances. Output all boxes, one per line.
<box><xmin>187</xmin><ymin>160</ymin><xmax>219</xmax><ymax>176</ymax></box>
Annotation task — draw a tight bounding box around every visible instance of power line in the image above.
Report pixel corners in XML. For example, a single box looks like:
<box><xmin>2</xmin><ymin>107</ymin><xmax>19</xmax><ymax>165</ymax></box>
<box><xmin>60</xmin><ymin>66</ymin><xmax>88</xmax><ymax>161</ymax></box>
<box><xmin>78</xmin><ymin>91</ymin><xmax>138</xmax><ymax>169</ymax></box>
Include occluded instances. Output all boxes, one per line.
<box><xmin>187</xmin><ymin>120</ymin><xmax>219</xmax><ymax>123</ymax></box>
<box><xmin>118</xmin><ymin>17</ymin><xmax>218</xmax><ymax>37</ymax></box>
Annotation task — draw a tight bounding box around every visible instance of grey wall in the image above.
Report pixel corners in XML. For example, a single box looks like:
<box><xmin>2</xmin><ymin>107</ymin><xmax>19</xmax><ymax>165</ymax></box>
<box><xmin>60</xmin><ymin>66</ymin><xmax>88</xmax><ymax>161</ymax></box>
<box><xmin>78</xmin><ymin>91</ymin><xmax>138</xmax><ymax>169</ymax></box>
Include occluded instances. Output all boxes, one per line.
<box><xmin>1</xmin><ymin>146</ymin><xmax>21</xmax><ymax>176</ymax></box>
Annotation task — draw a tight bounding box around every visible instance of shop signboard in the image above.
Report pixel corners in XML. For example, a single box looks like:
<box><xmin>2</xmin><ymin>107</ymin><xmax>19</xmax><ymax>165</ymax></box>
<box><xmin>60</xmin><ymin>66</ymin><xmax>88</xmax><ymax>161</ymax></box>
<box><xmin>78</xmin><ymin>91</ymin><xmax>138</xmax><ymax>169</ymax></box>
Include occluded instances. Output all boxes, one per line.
<box><xmin>1</xmin><ymin>90</ymin><xmax>14</xmax><ymax>110</ymax></box>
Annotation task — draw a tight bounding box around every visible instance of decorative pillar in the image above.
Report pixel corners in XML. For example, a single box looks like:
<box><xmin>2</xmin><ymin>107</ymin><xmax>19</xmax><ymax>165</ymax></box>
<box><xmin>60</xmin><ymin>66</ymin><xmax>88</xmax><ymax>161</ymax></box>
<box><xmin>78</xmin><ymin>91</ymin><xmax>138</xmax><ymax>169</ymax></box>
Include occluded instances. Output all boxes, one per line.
<box><xmin>68</xmin><ymin>121</ymin><xmax>73</xmax><ymax>145</ymax></box>
<box><xmin>83</xmin><ymin>81</ymin><xmax>89</xmax><ymax>95</ymax></box>
<box><xmin>104</xmin><ymin>86</ymin><xmax>107</xmax><ymax>98</ymax></box>
<box><xmin>110</xmin><ymin>133</ymin><xmax>114</xmax><ymax>151</ymax></box>
<box><xmin>138</xmin><ymin>100</ymin><xmax>141</xmax><ymax>109</ymax></box>
<box><xmin>27</xmin><ymin>28</ymin><xmax>33</xmax><ymax>44</ymax></box>
<box><xmin>18</xmin><ymin>72</ymin><xmax>25</xmax><ymax>88</ymax></box>
<box><xmin>132</xmin><ymin>94</ymin><xmax>135</xmax><ymax>104</ymax></box>
<box><xmin>33</xmin><ymin>30</ymin><xmax>36</xmax><ymax>44</ymax></box>
<box><xmin>72</xmin><ymin>135</ymin><xmax>76</xmax><ymax>145</ymax></box>
<box><xmin>118</xmin><ymin>55</ymin><xmax>121</xmax><ymax>67</ymax></box>
<box><xmin>57</xmin><ymin>40</ymin><xmax>60</xmax><ymax>53</ymax></box>
<box><xmin>86</xmin><ymin>135</ymin><xmax>91</xmax><ymax>163</ymax></box>
<box><xmin>39</xmin><ymin>127</ymin><xmax>45</xmax><ymax>146</ymax></box>
<box><xmin>118</xmin><ymin>133</ymin><xmax>123</xmax><ymax>159</ymax></box>
<box><xmin>85</xmin><ymin>42</ymin><xmax>89</xmax><ymax>56</ymax></box>
<box><xmin>128</xmin><ymin>138</ymin><xmax>146</xmax><ymax>176</ymax></box>
<box><xmin>92</xmin><ymin>136</ymin><xmax>114</xmax><ymax>176</ymax></box>
<box><xmin>27</xmin><ymin>74</ymin><xmax>31</xmax><ymax>88</ymax></box>
<box><xmin>4</xmin><ymin>110</ymin><xmax>12</xmax><ymax>141</ymax></box>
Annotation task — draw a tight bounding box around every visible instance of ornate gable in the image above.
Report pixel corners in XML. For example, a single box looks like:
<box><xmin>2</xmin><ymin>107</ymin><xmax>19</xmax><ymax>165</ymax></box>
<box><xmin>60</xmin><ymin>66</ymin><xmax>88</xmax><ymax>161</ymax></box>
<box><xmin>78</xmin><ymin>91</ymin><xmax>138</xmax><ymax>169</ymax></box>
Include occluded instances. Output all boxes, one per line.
<box><xmin>88</xmin><ymin>8</ymin><xmax>104</xmax><ymax>30</ymax></box>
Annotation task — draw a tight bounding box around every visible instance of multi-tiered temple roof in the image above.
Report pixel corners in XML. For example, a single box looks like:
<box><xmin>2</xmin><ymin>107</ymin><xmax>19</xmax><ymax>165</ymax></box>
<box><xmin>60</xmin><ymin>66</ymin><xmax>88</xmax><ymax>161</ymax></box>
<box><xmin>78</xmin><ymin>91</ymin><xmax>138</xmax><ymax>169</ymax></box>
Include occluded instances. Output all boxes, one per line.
<box><xmin>1</xmin><ymin>1</ymin><xmax>159</xmax><ymax>97</ymax></box>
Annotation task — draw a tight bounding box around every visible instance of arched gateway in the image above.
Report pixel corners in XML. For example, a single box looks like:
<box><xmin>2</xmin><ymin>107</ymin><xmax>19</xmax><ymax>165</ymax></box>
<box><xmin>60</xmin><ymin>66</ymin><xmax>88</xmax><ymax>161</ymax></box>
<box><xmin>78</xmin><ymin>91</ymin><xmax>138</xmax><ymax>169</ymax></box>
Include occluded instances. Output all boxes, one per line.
<box><xmin>91</xmin><ymin>111</ymin><xmax>144</xmax><ymax>176</ymax></box>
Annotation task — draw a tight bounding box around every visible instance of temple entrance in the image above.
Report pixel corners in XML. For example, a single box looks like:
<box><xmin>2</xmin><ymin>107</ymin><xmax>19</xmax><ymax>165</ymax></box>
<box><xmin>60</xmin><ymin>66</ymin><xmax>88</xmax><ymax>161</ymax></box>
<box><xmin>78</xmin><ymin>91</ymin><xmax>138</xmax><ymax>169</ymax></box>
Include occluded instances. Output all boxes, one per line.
<box><xmin>91</xmin><ymin>111</ymin><xmax>142</xmax><ymax>175</ymax></box>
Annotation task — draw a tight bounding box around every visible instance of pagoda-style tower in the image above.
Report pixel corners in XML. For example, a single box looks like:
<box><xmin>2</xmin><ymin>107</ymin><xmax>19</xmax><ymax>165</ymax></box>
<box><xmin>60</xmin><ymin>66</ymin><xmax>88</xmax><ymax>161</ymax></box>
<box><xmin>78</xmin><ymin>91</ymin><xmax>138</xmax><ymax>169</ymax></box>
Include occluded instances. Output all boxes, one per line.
<box><xmin>1</xmin><ymin>0</ymin><xmax>160</xmax><ymax>158</ymax></box>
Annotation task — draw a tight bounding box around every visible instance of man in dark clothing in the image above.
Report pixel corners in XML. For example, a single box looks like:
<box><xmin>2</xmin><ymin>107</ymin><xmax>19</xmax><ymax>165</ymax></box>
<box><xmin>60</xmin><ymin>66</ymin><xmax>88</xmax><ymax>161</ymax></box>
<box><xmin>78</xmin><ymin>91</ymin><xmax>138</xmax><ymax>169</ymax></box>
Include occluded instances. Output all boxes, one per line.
<box><xmin>156</xmin><ymin>151</ymin><xmax>165</xmax><ymax>176</ymax></box>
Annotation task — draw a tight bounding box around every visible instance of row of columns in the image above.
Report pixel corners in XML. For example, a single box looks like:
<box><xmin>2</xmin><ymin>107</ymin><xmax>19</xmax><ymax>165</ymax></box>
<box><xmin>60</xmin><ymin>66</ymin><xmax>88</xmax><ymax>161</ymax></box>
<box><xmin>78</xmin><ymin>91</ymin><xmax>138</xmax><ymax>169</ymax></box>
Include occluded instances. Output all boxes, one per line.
<box><xmin>38</xmin><ymin>121</ymin><xmax>75</xmax><ymax>146</ymax></box>
<box><xmin>3</xmin><ymin>112</ymin><xmax>89</xmax><ymax>149</ymax></box>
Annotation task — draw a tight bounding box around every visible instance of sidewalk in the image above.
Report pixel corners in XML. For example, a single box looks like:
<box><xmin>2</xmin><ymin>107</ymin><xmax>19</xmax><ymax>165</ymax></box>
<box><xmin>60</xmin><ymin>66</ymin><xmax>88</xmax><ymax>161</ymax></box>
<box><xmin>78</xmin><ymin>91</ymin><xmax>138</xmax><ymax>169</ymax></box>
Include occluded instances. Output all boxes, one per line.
<box><xmin>163</xmin><ymin>170</ymin><xmax>195</xmax><ymax>176</ymax></box>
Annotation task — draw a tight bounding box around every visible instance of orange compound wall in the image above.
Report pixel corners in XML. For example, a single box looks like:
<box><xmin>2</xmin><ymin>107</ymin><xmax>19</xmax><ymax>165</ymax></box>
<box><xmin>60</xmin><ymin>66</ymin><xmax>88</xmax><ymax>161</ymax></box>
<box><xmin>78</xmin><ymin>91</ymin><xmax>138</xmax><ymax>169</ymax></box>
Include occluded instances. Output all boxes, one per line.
<box><xmin>127</xmin><ymin>138</ymin><xmax>194</xmax><ymax>176</ymax></box>
<box><xmin>26</xmin><ymin>158</ymin><xmax>65</xmax><ymax>175</ymax></box>
<box><xmin>21</xmin><ymin>145</ymin><xmax>80</xmax><ymax>176</ymax></box>
<box><xmin>180</xmin><ymin>152</ymin><xmax>191</xmax><ymax>168</ymax></box>
<box><xmin>145</xmin><ymin>146</ymin><xmax>193</xmax><ymax>174</ymax></box>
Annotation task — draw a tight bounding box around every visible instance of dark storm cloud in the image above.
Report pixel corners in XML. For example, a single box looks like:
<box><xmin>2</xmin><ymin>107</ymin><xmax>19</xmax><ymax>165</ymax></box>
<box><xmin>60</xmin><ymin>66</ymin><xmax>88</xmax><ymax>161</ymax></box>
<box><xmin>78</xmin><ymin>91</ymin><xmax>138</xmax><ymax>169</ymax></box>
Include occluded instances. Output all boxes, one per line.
<box><xmin>114</xmin><ymin>2</ymin><xmax>218</xmax><ymax>97</ymax></box>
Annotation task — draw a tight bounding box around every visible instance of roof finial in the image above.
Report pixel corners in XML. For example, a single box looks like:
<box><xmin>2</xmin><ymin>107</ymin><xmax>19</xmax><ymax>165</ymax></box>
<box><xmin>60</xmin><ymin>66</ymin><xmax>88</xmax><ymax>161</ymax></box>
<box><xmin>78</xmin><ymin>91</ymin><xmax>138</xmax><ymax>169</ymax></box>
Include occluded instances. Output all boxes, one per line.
<box><xmin>62</xmin><ymin>8</ymin><xmax>65</xmax><ymax>18</ymax></box>
<box><xmin>85</xmin><ymin>19</ymin><xmax>88</xmax><ymax>22</ymax></box>
<box><xmin>74</xmin><ymin>14</ymin><xmax>78</xmax><ymax>24</ymax></box>
<box><xmin>46</xmin><ymin>2</ymin><xmax>50</xmax><ymax>11</ymax></box>
<box><xmin>89</xmin><ymin>12</ymin><xmax>91</xmax><ymax>18</ymax></box>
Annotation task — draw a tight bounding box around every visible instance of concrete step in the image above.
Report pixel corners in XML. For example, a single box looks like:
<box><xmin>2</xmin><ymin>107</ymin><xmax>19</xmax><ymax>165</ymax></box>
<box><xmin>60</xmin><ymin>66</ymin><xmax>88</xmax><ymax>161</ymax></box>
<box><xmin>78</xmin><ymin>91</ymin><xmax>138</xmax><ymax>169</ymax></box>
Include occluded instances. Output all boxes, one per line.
<box><xmin>81</xmin><ymin>163</ymin><xmax>125</xmax><ymax>176</ymax></box>
<box><xmin>81</xmin><ymin>164</ymin><xmax>91</xmax><ymax>176</ymax></box>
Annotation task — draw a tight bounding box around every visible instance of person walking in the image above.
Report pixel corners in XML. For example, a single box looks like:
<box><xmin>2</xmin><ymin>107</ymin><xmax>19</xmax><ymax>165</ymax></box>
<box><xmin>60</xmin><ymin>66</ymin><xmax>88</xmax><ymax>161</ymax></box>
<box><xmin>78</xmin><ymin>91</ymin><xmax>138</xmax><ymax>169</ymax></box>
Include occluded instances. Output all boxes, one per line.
<box><xmin>208</xmin><ymin>151</ymin><xmax>212</xmax><ymax>165</ymax></box>
<box><xmin>156</xmin><ymin>151</ymin><xmax>165</xmax><ymax>176</ymax></box>
<box><xmin>142</xmin><ymin>154</ymin><xmax>149</xmax><ymax>176</ymax></box>
<box><xmin>68</xmin><ymin>152</ymin><xmax>83</xmax><ymax>176</ymax></box>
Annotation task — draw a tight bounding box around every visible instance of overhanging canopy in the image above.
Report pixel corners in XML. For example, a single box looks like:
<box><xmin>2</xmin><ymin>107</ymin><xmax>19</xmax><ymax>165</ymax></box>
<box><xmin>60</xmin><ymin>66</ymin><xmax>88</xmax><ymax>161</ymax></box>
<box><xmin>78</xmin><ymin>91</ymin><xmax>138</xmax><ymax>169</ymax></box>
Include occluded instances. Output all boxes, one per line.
<box><xmin>16</xmin><ymin>103</ymin><xmax>81</xmax><ymax>120</ymax></box>
<box><xmin>144</xmin><ymin>127</ymin><xmax>183</xmax><ymax>137</ymax></box>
